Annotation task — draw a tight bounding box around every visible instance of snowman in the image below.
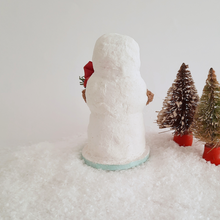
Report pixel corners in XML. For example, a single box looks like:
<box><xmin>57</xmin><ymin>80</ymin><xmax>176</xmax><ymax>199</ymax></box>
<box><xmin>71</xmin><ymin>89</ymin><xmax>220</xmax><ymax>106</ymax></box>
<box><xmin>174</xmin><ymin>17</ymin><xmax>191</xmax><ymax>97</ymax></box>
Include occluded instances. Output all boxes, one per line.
<box><xmin>82</xmin><ymin>33</ymin><xmax>153</xmax><ymax>170</ymax></box>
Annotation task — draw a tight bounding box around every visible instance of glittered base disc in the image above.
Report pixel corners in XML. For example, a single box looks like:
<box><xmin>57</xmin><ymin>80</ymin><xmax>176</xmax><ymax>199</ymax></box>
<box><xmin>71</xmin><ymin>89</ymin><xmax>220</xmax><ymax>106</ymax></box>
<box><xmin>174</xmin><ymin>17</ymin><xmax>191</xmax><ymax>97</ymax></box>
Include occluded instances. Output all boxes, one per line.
<box><xmin>82</xmin><ymin>152</ymin><xmax>150</xmax><ymax>171</ymax></box>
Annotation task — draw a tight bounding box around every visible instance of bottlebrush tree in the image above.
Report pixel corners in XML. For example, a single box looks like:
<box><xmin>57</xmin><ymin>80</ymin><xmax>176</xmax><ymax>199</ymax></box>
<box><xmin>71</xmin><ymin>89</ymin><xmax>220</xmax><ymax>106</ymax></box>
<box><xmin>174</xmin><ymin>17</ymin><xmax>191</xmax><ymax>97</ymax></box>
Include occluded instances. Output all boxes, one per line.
<box><xmin>192</xmin><ymin>68</ymin><xmax>220</xmax><ymax>146</ymax></box>
<box><xmin>157</xmin><ymin>63</ymin><xmax>199</xmax><ymax>136</ymax></box>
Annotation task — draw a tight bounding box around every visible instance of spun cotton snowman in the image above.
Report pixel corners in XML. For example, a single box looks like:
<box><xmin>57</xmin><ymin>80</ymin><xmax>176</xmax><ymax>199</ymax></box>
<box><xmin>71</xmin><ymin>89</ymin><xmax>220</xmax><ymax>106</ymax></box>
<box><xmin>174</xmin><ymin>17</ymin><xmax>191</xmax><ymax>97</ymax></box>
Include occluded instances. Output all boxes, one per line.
<box><xmin>82</xmin><ymin>33</ymin><xmax>151</xmax><ymax>170</ymax></box>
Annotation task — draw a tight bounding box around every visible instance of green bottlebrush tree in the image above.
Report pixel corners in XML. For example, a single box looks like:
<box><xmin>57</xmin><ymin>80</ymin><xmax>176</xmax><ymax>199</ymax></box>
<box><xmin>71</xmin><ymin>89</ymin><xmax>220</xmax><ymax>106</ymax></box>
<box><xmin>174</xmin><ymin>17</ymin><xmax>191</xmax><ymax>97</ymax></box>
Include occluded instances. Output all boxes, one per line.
<box><xmin>157</xmin><ymin>63</ymin><xmax>199</xmax><ymax>135</ymax></box>
<box><xmin>192</xmin><ymin>68</ymin><xmax>220</xmax><ymax>146</ymax></box>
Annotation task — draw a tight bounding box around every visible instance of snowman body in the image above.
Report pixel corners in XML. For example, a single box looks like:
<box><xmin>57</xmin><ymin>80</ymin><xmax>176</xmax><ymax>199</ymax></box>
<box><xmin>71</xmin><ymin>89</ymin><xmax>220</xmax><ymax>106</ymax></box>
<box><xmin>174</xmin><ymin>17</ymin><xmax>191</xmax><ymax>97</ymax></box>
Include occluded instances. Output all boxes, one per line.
<box><xmin>82</xmin><ymin>33</ymin><xmax>150</xmax><ymax>170</ymax></box>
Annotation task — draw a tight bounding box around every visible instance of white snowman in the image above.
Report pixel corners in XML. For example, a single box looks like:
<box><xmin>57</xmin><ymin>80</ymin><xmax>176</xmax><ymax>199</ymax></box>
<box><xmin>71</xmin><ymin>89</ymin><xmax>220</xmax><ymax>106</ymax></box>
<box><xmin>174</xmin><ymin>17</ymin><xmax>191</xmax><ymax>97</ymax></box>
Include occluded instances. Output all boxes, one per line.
<box><xmin>82</xmin><ymin>33</ymin><xmax>152</xmax><ymax>170</ymax></box>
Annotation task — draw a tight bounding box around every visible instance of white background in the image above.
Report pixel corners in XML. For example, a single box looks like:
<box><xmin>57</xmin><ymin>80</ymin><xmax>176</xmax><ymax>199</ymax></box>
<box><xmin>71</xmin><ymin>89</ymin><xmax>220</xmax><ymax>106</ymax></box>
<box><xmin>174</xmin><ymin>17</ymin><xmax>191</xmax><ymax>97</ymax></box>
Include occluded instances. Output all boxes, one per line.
<box><xmin>1</xmin><ymin>0</ymin><xmax>220</xmax><ymax>147</ymax></box>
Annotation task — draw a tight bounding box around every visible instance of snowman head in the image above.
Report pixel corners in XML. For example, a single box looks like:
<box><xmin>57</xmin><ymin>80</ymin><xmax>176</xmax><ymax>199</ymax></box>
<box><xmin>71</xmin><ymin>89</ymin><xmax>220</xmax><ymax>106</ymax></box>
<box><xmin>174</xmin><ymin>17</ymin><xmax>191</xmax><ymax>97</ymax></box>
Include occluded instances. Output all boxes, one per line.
<box><xmin>92</xmin><ymin>33</ymin><xmax>141</xmax><ymax>78</ymax></box>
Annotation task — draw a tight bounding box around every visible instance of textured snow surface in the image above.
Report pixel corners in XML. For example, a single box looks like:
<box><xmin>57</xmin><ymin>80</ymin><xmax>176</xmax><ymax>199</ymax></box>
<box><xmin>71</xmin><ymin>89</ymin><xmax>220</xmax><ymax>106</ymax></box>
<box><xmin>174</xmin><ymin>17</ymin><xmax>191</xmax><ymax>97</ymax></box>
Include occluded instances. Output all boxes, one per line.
<box><xmin>1</xmin><ymin>132</ymin><xmax>220</xmax><ymax>220</ymax></box>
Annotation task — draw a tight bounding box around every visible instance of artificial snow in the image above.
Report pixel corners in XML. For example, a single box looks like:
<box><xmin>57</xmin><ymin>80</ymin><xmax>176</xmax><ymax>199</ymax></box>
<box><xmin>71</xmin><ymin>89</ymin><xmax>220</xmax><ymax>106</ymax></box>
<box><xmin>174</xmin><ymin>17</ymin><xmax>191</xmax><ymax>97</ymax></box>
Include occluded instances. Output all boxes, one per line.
<box><xmin>1</xmin><ymin>132</ymin><xmax>220</xmax><ymax>219</ymax></box>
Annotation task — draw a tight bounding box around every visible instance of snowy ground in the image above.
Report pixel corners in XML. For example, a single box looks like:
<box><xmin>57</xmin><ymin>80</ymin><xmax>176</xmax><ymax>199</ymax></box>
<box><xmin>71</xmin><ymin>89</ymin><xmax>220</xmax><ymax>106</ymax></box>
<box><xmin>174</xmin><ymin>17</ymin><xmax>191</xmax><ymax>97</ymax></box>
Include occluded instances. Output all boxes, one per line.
<box><xmin>1</xmin><ymin>132</ymin><xmax>220</xmax><ymax>220</ymax></box>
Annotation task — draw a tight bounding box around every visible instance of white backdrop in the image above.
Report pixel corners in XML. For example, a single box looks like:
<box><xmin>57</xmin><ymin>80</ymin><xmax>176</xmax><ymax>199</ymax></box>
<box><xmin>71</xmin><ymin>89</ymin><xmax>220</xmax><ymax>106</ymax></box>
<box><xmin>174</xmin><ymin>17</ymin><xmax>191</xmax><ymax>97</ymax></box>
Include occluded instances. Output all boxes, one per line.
<box><xmin>1</xmin><ymin>0</ymin><xmax>220</xmax><ymax>147</ymax></box>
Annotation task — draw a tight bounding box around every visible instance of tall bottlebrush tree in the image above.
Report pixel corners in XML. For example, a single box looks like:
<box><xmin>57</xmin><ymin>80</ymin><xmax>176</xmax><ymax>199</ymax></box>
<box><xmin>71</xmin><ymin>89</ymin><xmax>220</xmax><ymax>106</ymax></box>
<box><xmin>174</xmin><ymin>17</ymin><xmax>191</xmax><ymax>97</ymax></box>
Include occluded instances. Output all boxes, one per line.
<box><xmin>157</xmin><ymin>63</ymin><xmax>199</xmax><ymax>136</ymax></box>
<box><xmin>192</xmin><ymin>68</ymin><xmax>220</xmax><ymax>146</ymax></box>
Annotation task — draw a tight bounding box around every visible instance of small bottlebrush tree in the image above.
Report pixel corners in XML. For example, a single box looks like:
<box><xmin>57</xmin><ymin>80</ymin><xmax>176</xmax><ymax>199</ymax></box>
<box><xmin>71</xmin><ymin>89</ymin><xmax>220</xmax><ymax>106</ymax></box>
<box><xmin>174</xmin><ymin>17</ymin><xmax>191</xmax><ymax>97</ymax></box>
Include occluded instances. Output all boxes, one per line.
<box><xmin>192</xmin><ymin>68</ymin><xmax>220</xmax><ymax>146</ymax></box>
<box><xmin>157</xmin><ymin>63</ymin><xmax>199</xmax><ymax>136</ymax></box>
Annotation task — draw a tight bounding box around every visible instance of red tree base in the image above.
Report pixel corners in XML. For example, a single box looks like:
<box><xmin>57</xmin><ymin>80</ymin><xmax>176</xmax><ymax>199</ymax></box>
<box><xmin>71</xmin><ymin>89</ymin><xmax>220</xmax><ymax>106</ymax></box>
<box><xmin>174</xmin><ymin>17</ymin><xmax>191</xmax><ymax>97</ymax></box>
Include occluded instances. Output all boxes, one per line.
<box><xmin>173</xmin><ymin>134</ymin><xmax>193</xmax><ymax>146</ymax></box>
<box><xmin>203</xmin><ymin>144</ymin><xmax>220</xmax><ymax>166</ymax></box>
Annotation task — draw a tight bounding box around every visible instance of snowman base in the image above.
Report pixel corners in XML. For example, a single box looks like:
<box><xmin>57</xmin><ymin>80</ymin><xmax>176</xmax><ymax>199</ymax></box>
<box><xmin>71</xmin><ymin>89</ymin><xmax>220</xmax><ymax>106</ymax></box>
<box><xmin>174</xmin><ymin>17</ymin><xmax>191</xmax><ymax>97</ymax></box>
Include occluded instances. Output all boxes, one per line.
<box><xmin>82</xmin><ymin>147</ymin><xmax>150</xmax><ymax>171</ymax></box>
